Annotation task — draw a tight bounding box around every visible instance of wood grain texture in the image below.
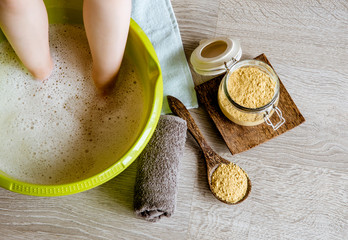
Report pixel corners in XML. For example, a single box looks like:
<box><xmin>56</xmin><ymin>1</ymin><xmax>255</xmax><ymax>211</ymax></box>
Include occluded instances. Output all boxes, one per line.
<box><xmin>171</xmin><ymin>0</ymin><xmax>219</xmax><ymax>54</ymax></box>
<box><xmin>1</xmin><ymin>0</ymin><xmax>347</xmax><ymax>239</ymax></box>
<box><xmin>195</xmin><ymin>54</ymin><xmax>305</xmax><ymax>154</ymax></box>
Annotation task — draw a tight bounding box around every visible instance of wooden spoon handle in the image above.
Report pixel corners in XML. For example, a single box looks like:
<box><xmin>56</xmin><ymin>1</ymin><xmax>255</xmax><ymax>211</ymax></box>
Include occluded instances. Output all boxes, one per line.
<box><xmin>167</xmin><ymin>95</ymin><xmax>212</xmax><ymax>153</ymax></box>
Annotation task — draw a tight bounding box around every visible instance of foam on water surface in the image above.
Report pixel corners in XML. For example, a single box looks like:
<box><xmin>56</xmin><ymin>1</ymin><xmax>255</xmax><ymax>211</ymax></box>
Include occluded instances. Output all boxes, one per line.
<box><xmin>0</xmin><ymin>25</ymin><xmax>144</xmax><ymax>184</ymax></box>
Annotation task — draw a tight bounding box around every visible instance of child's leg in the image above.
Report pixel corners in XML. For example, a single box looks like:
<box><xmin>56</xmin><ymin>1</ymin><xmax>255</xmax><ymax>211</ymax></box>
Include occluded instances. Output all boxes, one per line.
<box><xmin>83</xmin><ymin>0</ymin><xmax>131</xmax><ymax>90</ymax></box>
<box><xmin>0</xmin><ymin>0</ymin><xmax>53</xmax><ymax>80</ymax></box>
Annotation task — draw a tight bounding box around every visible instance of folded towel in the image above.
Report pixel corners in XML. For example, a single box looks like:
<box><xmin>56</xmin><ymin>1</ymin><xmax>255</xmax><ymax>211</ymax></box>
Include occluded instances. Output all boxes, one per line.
<box><xmin>132</xmin><ymin>0</ymin><xmax>198</xmax><ymax>114</ymax></box>
<box><xmin>134</xmin><ymin>115</ymin><xmax>187</xmax><ymax>222</ymax></box>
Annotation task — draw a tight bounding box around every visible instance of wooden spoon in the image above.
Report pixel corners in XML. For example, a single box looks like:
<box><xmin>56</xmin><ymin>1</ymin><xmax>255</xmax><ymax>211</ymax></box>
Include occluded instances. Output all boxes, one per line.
<box><xmin>167</xmin><ymin>95</ymin><xmax>251</xmax><ymax>204</ymax></box>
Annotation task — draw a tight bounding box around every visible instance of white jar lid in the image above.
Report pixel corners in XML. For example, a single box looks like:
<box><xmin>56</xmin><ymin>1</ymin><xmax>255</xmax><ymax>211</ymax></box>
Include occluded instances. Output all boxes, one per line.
<box><xmin>190</xmin><ymin>37</ymin><xmax>242</xmax><ymax>76</ymax></box>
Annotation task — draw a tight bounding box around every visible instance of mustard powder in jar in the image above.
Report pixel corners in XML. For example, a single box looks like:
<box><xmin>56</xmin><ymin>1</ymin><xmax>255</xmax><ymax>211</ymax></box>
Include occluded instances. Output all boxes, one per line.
<box><xmin>218</xmin><ymin>60</ymin><xmax>282</xmax><ymax>127</ymax></box>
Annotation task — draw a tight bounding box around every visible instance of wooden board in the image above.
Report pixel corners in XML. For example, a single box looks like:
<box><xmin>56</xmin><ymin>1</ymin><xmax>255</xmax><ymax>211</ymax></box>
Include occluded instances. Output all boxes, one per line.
<box><xmin>195</xmin><ymin>54</ymin><xmax>305</xmax><ymax>155</ymax></box>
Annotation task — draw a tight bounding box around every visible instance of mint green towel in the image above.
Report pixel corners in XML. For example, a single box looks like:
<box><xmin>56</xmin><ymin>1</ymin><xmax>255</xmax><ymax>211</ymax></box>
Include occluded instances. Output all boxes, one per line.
<box><xmin>132</xmin><ymin>0</ymin><xmax>198</xmax><ymax>114</ymax></box>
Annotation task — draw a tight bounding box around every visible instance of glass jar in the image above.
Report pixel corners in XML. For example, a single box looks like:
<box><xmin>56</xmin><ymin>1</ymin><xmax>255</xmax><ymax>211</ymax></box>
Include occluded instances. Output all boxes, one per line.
<box><xmin>191</xmin><ymin>37</ymin><xmax>285</xmax><ymax>130</ymax></box>
<box><xmin>217</xmin><ymin>59</ymin><xmax>284</xmax><ymax>129</ymax></box>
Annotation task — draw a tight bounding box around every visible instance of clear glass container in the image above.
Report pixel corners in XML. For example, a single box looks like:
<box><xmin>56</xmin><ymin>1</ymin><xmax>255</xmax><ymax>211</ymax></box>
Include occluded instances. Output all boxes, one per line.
<box><xmin>217</xmin><ymin>59</ymin><xmax>285</xmax><ymax>129</ymax></box>
<box><xmin>190</xmin><ymin>37</ymin><xmax>285</xmax><ymax>130</ymax></box>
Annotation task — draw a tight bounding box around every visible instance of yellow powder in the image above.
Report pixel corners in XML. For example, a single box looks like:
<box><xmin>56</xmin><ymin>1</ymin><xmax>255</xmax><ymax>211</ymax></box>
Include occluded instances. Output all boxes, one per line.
<box><xmin>211</xmin><ymin>163</ymin><xmax>248</xmax><ymax>204</ymax></box>
<box><xmin>228</xmin><ymin>66</ymin><xmax>276</xmax><ymax>108</ymax></box>
<box><xmin>218</xmin><ymin>66</ymin><xmax>277</xmax><ymax>126</ymax></box>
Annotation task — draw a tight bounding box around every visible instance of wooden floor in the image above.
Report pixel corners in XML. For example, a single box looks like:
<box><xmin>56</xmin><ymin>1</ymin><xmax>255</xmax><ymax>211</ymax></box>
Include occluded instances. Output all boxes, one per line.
<box><xmin>1</xmin><ymin>0</ymin><xmax>347</xmax><ymax>239</ymax></box>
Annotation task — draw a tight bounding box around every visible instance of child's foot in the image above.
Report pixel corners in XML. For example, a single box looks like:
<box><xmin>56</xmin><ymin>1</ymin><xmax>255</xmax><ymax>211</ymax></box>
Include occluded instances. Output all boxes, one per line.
<box><xmin>31</xmin><ymin>57</ymin><xmax>54</xmax><ymax>81</ymax></box>
<box><xmin>92</xmin><ymin>67</ymin><xmax>118</xmax><ymax>93</ymax></box>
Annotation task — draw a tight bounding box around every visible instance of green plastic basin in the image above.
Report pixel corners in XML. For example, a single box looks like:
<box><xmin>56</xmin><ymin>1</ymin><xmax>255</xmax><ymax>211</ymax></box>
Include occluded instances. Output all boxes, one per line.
<box><xmin>0</xmin><ymin>0</ymin><xmax>163</xmax><ymax>196</ymax></box>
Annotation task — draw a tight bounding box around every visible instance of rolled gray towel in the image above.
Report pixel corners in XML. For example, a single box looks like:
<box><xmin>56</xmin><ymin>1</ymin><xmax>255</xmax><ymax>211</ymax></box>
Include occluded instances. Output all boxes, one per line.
<box><xmin>134</xmin><ymin>115</ymin><xmax>187</xmax><ymax>222</ymax></box>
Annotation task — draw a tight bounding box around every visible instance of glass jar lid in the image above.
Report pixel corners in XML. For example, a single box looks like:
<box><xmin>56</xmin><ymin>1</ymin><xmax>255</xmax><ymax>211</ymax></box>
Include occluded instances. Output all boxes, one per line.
<box><xmin>190</xmin><ymin>37</ymin><xmax>242</xmax><ymax>76</ymax></box>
